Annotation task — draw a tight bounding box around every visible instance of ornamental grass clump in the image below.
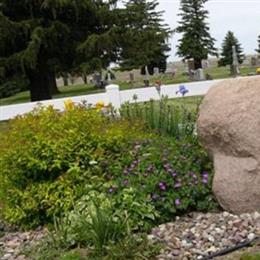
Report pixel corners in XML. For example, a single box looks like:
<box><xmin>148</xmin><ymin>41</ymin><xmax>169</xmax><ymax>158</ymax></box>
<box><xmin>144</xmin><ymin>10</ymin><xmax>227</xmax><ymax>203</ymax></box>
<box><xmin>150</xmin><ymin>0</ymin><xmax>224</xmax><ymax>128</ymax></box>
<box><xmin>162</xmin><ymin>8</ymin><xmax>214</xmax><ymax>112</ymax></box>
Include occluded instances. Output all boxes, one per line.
<box><xmin>120</xmin><ymin>96</ymin><xmax>198</xmax><ymax>139</ymax></box>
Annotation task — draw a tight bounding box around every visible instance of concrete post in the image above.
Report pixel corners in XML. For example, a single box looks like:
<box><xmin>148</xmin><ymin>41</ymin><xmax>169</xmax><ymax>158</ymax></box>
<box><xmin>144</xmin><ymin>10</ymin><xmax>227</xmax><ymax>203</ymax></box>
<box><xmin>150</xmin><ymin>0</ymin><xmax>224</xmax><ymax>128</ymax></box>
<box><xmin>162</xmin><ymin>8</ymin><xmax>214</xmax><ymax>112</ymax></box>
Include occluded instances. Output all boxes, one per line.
<box><xmin>105</xmin><ymin>84</ymin><xmax>121</xmax><ymax>109</ymax></box>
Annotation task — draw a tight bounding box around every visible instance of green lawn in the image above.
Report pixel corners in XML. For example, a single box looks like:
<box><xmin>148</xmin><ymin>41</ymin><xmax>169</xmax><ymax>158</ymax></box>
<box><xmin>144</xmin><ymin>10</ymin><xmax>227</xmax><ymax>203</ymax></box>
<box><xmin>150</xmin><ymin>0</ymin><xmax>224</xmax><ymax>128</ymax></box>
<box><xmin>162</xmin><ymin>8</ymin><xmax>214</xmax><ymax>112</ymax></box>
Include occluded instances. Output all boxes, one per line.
<box><xmin>0</xmin><ymin>84</ymin><xmax>104</xmax><ymax>106</ymax></box>
<box><xmin>0</xmin><ymin>66</ymin><xmax>257</xmax><ymax>106</ymax></box>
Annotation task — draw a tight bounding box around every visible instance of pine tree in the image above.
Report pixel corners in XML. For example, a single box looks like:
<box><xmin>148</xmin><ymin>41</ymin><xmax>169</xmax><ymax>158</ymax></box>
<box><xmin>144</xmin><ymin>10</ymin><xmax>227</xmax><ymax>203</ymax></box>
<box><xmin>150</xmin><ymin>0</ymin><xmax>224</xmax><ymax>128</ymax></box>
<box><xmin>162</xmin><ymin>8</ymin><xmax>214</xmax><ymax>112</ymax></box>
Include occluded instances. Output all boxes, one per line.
<box><xmin>176</xmin><ymin>0</ymin><xmax>217</xmax><ymax>69</ymax></box>
<box><xmin>0</xmin><ymin>1</ymin><xmax>116</xmax><ymax>101</ymax></box>
<box><xmin>256</xmin><ymin>35</ymin><xmax>260</xmax><ymax>55</ymax></box>
<box><xmin>0</xmin><ymin>0</ymin><xmax>170</xmax><ymax>101</ymax></box>
<box><xmin>118</xmin><ymin>0</ymin><xmax>171</xmax><ymax>74</ymax></box>
<box><xmin>218</xmin><ymin>31</ymin><xmax>244</xmax><ymax>74</ymax></box>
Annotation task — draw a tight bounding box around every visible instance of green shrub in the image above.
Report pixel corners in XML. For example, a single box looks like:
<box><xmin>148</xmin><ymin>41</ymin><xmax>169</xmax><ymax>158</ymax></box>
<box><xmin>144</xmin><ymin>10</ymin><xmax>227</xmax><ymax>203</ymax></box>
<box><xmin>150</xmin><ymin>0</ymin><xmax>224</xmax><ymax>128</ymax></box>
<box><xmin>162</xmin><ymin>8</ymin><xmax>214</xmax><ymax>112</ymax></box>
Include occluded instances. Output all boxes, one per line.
<box><xmin>23</xmin><ymin>204</ymin><xmax>161</xmax><ymax>260</ymax></box>
<box><xmin>108</xmin><ymin>137</ymin><xmax>217</xmax><ymax>222</ymax></box>
<box><xmin>50</xmin><ymin>203</ymin><xmax>130</xmax><ymax>255</ymax></box>
<box><xmin>70</xmin><ymin>189</ymin><xmax>159</xmax><ymax>232</ymax></box>
<box><xmin>0</xmin><ymin>105</ymin><xmax>150</xmax><ymax>227</ymax></box>
<box><xmin>0</xmin><ymin>77</ymin><xmax>28</xmax><ymax>98</ymax></box>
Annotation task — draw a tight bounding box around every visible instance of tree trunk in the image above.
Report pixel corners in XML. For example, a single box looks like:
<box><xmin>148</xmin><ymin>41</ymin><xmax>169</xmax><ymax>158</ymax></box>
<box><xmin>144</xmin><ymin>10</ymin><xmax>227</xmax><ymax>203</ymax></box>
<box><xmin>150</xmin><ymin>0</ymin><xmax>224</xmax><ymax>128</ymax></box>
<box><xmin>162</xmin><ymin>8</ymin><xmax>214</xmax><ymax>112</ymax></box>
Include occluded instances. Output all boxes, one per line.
<box><xmin>63</xmin><ymin>75</ymin><xmax>69</xmax><ymax>86</ymax></box>
<box><xmin>49</xmin><ymin>72</ymin><xmax>60</xmax><ymax>95</ymax></box>
<box><xmin>82</xmin><ymin>73</ymin><xmax>88</xmax><ymax>84</ymax></box>
<box><xmin>26</xmin><ymin>65</ymin><xmax>52</xmax><ymax>102</ymax></box>
<box><xmin>194</xmin><ymin>59</ymin><xmax>202</xmax><ymax>70</ymax></box>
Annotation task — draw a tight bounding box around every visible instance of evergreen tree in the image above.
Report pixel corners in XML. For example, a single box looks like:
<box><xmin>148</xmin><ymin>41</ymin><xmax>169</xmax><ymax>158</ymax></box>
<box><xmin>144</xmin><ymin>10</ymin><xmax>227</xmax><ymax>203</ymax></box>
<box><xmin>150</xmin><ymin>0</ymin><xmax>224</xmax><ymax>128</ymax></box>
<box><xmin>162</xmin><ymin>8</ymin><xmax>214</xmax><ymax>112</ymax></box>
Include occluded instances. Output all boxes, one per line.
<box><xmin>0</xmin><ymin>1</ymin><xmax>116</xmax><ymax>101</ymax></box>
<box><xmin>256</xmin><ymin>35</ymin><xmax>260</xmax><ymax>55</ymax></box>
<box><xmin>117</xmin><ymin>0</ymin><xmax>171</xmax><ymax>74</ymax></box>
<box><xmin>176</xmin><ymin>0</ymin><xmax>217</xmax><ymax>69</ymax></box>
<box><xmin>0</xmin><ymin>0</ymin><xmax>170</xmax><ymax>101</ymax></box>
<box><xmin>218</xmin><ymin>31</ymin><xmax>244</xmax><ymax>74</ymax></box>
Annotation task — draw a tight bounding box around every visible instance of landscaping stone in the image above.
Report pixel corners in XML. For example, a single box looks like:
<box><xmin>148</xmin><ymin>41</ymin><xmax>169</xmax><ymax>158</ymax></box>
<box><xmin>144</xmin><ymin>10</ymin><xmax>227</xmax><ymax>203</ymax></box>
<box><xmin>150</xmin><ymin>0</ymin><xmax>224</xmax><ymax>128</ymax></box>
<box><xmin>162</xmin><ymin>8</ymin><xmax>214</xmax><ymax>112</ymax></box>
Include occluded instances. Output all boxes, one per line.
<box><xmin>149</xmin><ymin>211</ymin><xmax>260</xmax><ymax>260</ymax></box>
<box><xmin>197</xmin><ymin>77</ymin><xmax>260</xmax><ymax>213</ymax></box>
<box><xmin>1</xmin><ymin>211</ymin><xmax>259</xmax><ymax>259</ymax></box>
<box><xmin>0</xmin><ymin>227</ymin><xmax>47</xmax><ymax>260</ymax></box>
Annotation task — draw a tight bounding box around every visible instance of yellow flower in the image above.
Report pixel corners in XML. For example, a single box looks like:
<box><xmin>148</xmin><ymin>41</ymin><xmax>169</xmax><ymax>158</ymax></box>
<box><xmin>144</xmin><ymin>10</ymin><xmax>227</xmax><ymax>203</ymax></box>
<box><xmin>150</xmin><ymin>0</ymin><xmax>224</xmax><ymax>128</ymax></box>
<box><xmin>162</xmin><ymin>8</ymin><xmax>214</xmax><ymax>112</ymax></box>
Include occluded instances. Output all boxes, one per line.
<box><xmin>64</xmin><ymin>99</ymin><xmax>74</xmax><ymax>110</ymax></box>
<box><xmin>96</xmin><ymin>101</ymin><xmax>105</xmax><ymax>110</ymax></box>
<box><xmin>256</xmin><ymin>68</ymin><xmax>260</xmax><ymax>75</ymax></box>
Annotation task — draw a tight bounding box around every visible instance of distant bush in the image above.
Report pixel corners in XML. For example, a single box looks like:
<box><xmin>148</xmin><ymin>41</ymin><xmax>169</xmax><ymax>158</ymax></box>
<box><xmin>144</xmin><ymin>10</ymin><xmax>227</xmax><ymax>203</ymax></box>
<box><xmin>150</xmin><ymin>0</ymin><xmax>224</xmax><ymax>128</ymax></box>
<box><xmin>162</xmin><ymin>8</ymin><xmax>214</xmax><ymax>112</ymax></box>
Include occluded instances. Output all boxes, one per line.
<box><xmin>0</xmin><ymin>77</ymin><xmax>28</xmax><ymax>98</ymax></box>
<box><xmin>0</xmin><ymin>105</ymin><xmax>150</xmax><ymax>227</ymax></box>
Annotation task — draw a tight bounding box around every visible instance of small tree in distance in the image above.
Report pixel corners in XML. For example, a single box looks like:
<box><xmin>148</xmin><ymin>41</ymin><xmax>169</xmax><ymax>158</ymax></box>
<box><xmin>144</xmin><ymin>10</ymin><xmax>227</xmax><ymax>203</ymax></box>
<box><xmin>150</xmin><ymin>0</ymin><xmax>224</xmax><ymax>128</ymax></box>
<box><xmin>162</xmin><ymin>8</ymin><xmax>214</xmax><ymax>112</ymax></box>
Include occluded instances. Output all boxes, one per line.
<box><xmin>218</xmin><ymin>31</ymin><xmax>244</xmax><ymax>74</ymax></box>
<box><xmin>176</xmin><ymin>0</ymin><xmax>217</xmax><ymax>70</ymax></box>
<box><xmin>256</xmin><ymin>35</ymin><xmax>260</xmax><ymax>57</ymax></box>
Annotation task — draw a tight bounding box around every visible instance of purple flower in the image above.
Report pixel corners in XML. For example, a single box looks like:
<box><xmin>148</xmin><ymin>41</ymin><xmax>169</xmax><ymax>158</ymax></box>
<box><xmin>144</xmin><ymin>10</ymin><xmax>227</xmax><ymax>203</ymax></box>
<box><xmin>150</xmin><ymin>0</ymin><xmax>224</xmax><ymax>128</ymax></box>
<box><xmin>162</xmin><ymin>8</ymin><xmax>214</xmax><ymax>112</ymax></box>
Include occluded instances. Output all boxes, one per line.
<box><xmin>171</xmin><ymin>172</ymin><xmax>177</xmax><ymax>178</ymax></box>
<box><xmin>202</xmin><ymin>172</ymin><xmax>209</xmax><ymax>179</ymax></box>
<box><xmin>151</xmin><ymin>193</ymin><xmax>159</xmax><ymax>201</ymax></box>
<box><xmin>147</xmin><ymin>165</ymin><xmax>154</xmax><ymax>172</ymax></box>
<box><xmin>175</xmin><ymin>198</ymin><xmax>181</xmax><ymax>206</ymax></box>
<box><xmin>163</xmin><ymin>163</ymin><xmax>171</xmax><ymax>169</ymax></box>
<box><xmin>190</xmin><ymin>172</ymin><xmax>197</xmax><ymax>179</ymax></box>
<box><xmin>174</xmin><ymin>182</ymin><xmax>182</xmax><ymax>188</ymax></box>
<box><xmin>108</xmin><ymin>187</ymin><xmax>114</xmax><ymax>193</ymax></box>
<box><xmin>123</xmin><ymin>169</ymin><xmax>129</xmax><ymax>176</ymax></box>
<box><xmin>202</xmin><ymin>178</ymin><xmax>208</xmax><ymax>184</ymax></box>
<box><xmin>176</xmin><ymin>85</ymin><xmax>189</xmax><ymax>96</ymax></box>
<box><xmin>158</xmin><ymin>182</ymin><xmax>167</xmax><ymax>191</ymax></box>
<box><xmin>122</xmin><ymin>179</ymin><xmax>129</xmax><ymax>186</ymax></box>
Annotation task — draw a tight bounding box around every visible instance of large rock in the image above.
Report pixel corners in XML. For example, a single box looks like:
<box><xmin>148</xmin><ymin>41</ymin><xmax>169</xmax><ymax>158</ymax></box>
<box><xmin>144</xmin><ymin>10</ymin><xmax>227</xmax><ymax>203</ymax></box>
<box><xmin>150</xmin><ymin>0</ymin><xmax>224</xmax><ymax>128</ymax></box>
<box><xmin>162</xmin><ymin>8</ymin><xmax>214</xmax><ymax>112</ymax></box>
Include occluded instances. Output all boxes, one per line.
<box><xmin>197</xmin><ymin>77</ymin><xmax>260</xmax><ymax>213</ymax></box>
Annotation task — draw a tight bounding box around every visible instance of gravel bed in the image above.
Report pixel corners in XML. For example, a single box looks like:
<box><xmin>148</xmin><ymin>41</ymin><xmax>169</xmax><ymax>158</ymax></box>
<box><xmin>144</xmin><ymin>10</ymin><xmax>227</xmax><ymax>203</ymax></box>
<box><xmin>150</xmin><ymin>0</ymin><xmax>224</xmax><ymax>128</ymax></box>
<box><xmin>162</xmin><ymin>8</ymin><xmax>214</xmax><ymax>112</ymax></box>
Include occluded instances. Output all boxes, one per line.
<box><xmin>0</xmin><ymin>227</ymin><xmax>47</xmax><ymax>260</ymax></box>
<box><xmin>0</xmin><ymin>211</ymin><xmax>259</xmax><ymax>259</ymax></box>
<box><xmin>149</xmin><ymin>211</ymin><xmax>260</xmax><ymax>260</ymax></box>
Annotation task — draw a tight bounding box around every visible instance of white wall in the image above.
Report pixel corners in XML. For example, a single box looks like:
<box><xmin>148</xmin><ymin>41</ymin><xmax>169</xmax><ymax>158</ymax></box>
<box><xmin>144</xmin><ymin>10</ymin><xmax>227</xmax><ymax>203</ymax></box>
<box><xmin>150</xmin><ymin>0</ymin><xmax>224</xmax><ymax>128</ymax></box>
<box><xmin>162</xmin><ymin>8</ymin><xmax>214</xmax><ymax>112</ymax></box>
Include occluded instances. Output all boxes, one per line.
<box><xmin>0</xmin><ymin>79</ymin><xmax>223</xmax><ymax>121</ymax></box>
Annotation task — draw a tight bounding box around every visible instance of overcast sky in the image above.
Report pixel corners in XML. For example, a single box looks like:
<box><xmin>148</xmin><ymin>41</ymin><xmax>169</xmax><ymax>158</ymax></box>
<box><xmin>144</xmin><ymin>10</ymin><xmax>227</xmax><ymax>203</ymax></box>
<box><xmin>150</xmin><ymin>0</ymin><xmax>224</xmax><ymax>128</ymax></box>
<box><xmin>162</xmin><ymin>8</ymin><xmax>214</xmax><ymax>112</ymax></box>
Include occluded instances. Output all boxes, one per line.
<box><xmin>157</xmin><ymin>0</ymin><xmax>260</xmax><ymax>61</ymax></box>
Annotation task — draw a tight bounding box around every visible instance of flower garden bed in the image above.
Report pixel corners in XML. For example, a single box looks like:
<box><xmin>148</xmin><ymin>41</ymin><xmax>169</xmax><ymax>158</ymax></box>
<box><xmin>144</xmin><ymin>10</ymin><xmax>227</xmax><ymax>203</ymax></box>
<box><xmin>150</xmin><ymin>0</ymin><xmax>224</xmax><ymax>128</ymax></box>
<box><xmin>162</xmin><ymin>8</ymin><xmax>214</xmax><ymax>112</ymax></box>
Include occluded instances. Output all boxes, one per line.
<box><xmin>0</xmin><ymin>99</ymin><xmax>259</xmax><ymax>259</ymax></box>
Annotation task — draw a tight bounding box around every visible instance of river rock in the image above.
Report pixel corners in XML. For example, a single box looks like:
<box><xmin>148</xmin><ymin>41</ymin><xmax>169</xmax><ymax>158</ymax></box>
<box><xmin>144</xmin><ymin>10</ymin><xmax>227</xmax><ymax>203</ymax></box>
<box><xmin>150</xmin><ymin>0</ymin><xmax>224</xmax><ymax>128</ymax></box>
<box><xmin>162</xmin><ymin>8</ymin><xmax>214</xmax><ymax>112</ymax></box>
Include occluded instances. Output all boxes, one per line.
<box><xmin>197</xmin><ymin>77</ymin><xmax>260</xmax><ymax>213</ymax></box>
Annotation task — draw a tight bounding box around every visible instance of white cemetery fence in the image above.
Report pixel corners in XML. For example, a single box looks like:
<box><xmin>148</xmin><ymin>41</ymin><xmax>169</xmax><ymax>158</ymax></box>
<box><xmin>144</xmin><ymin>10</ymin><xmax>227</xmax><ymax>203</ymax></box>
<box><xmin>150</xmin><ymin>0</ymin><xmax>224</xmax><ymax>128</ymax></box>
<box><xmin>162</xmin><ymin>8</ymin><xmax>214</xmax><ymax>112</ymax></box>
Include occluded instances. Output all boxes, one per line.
<box><xmin>0</xmin><ymin>79</ymin><xmax>224</xmax><ymax>121</ymax></box>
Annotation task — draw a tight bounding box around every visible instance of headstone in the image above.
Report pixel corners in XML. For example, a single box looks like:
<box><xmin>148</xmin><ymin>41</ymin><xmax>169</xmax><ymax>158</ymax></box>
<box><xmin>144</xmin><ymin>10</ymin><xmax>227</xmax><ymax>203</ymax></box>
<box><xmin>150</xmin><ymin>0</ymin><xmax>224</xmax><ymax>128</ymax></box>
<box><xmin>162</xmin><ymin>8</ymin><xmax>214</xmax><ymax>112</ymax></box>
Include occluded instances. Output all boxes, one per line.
<box><xmin>251</xmin><ymin>57</ymin><xmax>257</xmax><ymax>67</ymax></box>
<box><xmin>107</xmin><ymin>71</ymin><xmax>112</xmax><ymax>82</ymax></box>
<box><xmin>144</xmin><ymin>66</ymin><xmax>149</xmax><ymax>87</ymax></box>
<box><xmin>154</xmin><ymin>67</ymin><xmax>159</xmax><ymax>75</ymax></box>
<box><xmin>129</xmin><ymin>72</ymin><xmax>134</xmax><ymax>83</ymax></box>
<box><xmin>232</xmin><ymin>45</ymin><xmax>240</xmax><ymax>76</ymax></box>
<box><xmin>194</xmin><ymin>68</ymin><xmax>205</xmax><ymax>81</ymax></box>
<box><xmin>202</xmin><ymin>60</ymin><xmax>209</xmax><ymax>69</ymax></box>
<box><xmin>93</xmin><ymin>73</ymin><xmax>102</xmax><ymax>88</ymax></box>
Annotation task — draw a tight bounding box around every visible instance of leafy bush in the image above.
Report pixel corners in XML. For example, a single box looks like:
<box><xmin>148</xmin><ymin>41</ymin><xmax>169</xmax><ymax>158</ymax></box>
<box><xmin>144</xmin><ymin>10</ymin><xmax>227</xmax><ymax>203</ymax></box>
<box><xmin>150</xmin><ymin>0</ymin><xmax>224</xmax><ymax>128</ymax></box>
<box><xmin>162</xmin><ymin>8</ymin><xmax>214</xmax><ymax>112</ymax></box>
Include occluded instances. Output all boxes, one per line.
<box><xmin>107</xmin><ymin>137</ymin><xmax>217</xmax><ymax>222</ymax></box>
<box><xmin>0</xmin><ymin>98</ymin><xmax>217</xmax><ymax>231</ymax></box>
<box><xmin>0</xmin><ymin>77</ymin><xmax>28</xmax><ymax>98</ymax></box>
<box><xmin>0</xmin><ymin>105</ymin><xmax>150</xmax><ymax>227</ymax></box>
<box><xmin>23</xmin><ymin>204</ymin><xmax>161</xmax><ymax>260</ymax></box>
<box><xmin>51</xmin><ymin>203</ymin><xmax>128</xmax><ymax>251</ymax></box>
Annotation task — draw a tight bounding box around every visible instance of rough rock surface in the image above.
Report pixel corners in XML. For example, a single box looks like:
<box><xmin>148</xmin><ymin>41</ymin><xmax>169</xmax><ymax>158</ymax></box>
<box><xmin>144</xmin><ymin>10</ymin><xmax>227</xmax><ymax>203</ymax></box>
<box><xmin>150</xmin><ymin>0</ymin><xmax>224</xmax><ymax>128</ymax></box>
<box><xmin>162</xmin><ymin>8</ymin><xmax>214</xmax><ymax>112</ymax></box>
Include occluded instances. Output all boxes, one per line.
<box><xmin>197</xmin><ymin>77</ymin><xmax>260</xmax><ymax>213</ymax></box>
<box><xmin>0</xmin><ymin>227</ymin><xmax>47</xmax><ymax>260</ymax></box>
<box><xmin>150</xmin><ymin>211</ymin><xmax>260</xmax><ymax>260</ymax></box>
